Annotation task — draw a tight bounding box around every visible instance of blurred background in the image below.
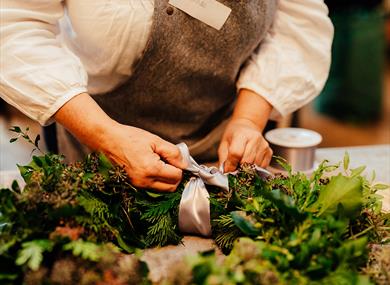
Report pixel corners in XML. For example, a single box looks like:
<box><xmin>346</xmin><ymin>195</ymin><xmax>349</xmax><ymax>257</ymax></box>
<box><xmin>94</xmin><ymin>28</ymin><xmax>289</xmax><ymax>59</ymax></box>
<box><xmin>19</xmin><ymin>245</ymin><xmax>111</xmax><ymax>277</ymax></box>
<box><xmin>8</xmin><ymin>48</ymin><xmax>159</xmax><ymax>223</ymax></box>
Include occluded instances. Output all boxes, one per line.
<box><xmin>1</xmin><ymin>0</ymin><xmax>390</xmax><ymax>171</ymax></box>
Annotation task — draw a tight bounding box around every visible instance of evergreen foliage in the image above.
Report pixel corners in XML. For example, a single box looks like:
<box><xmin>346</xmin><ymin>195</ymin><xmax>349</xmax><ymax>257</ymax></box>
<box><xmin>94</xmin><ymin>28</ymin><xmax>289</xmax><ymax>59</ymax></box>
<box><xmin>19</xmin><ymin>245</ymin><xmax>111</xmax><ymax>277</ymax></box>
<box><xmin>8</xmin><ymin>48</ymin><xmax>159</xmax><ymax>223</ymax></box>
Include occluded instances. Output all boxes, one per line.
<box><xmin>0</xmin><ymin>127</ymin><xmax>389</xmax><ymax>284</ymax></box>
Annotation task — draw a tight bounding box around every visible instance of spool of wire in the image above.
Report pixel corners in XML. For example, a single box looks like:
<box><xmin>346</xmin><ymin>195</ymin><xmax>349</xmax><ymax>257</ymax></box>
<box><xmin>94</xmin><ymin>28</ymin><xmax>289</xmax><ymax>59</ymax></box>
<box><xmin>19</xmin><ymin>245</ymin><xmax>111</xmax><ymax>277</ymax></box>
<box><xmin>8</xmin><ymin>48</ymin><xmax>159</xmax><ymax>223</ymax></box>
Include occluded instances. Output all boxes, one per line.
<box><xmin>265</xmin><ymin>128</ymin><xmax>322</xmax><ymax>172</ymax></box>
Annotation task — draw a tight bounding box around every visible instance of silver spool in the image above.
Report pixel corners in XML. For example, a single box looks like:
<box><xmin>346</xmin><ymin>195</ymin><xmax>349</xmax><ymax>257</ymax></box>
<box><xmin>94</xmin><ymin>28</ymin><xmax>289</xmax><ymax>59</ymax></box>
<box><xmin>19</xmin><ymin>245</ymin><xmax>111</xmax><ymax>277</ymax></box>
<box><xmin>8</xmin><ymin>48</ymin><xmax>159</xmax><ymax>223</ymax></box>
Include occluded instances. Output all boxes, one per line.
<box><xmin>265</xmin><ymin>128</ymin><xmax>322</xmax><ymax>172</ymax></box>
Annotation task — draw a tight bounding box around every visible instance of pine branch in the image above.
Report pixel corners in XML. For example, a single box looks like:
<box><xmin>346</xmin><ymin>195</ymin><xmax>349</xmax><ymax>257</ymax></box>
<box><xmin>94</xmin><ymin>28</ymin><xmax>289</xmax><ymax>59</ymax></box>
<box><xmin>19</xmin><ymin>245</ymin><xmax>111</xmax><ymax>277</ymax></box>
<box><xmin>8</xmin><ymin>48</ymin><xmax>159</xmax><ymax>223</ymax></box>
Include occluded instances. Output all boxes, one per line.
<box><xmin>144</xmin><ymin>214</ymin><xmax>181</xmax><ymax>247</ymax></box>
<box><xmin>212</xmin><ymin>215</ymin><xmax>241</xmax><ymax>251</ymax></box>
<box><xmin>139</xmin><ymin>192</ymin><xmax>181</xmax><ymax>222</ymax></box>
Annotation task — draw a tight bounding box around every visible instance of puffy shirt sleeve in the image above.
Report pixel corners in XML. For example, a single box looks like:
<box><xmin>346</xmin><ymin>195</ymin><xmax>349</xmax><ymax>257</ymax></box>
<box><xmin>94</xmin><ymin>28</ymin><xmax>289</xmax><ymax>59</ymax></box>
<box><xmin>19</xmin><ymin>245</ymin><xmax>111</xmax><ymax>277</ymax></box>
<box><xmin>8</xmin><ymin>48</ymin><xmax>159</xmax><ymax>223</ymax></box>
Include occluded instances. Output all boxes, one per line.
<box><xmin>236</xmin><ymin>0</ymin><xmax>334</xmax><ymax>120</ymax></box>
<box><xmin>0</xmin><ymin>0</ymin><xmax>88</xmax><ymax>125</ymax></box>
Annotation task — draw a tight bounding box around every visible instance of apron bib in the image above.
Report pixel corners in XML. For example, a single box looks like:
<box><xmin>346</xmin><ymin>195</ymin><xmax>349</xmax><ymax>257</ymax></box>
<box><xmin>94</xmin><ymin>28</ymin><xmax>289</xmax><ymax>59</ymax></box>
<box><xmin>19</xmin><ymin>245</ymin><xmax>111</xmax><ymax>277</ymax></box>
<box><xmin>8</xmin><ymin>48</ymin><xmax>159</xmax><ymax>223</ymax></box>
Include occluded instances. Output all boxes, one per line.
<box><xmin>58</xmin><ymin>0</ymin><xmax>276</xmax><ymax>162</ymax></box>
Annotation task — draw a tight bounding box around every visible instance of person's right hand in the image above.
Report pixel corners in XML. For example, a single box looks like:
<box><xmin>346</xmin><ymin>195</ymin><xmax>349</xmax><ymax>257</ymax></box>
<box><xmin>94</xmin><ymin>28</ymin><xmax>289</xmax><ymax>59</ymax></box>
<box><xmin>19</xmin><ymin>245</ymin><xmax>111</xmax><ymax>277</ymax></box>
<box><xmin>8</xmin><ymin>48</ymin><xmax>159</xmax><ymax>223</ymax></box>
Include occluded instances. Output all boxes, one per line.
<box><xmin>54</xmin><ymin>93</ymin><xmax>186</xmax><ymax>192</ymax></box>
<box><xmin>104</xmin><ymin>124</ymin><xmax>186</xmax><ymax>192</ymax></box>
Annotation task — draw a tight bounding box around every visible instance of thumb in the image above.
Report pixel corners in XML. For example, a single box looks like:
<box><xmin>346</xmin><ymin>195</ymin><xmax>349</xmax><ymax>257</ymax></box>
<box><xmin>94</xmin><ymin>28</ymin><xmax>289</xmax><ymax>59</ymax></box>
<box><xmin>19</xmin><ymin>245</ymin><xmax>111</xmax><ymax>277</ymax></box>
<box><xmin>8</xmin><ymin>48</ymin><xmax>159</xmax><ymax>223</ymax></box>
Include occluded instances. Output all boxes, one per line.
<box><xmin>153</xmin><ymin>138</ymin><xmax>187</xmax><ymax>169</ymax></box>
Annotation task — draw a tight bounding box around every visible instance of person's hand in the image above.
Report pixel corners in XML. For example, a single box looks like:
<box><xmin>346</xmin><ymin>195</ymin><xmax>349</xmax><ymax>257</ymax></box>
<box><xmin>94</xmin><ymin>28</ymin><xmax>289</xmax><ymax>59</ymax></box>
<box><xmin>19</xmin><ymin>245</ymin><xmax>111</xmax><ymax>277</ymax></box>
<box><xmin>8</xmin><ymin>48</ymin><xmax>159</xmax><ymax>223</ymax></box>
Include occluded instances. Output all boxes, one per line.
<box><xmin>218</xmin><ymin>118</ymin><xmax>272</xmax><ymax>172</ymax></box>
<box><xmin>217</xmin><ymin>88</ymin><xmax>274</xmax><ymax>172</ymax></box>
<box><xmin>54</xmin><ymin>93</ymin><xmax>186</xmax><ymax>192</ymax></box>
<box><xmin>104</xmin><ymin>124</ymin><xmax>186</xmax><ymax>192</ymax></box>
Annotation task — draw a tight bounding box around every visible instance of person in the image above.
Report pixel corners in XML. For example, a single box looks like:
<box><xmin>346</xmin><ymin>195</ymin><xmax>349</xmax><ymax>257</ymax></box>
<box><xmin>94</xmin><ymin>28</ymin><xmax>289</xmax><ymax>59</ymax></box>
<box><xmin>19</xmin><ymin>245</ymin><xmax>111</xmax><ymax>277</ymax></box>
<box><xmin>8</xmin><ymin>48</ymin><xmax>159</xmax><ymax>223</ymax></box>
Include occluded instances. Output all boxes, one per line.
<box><xmin>0</xmin><ymin>0</ymin><xmax>333</xmax><ymax>192</ymax></box>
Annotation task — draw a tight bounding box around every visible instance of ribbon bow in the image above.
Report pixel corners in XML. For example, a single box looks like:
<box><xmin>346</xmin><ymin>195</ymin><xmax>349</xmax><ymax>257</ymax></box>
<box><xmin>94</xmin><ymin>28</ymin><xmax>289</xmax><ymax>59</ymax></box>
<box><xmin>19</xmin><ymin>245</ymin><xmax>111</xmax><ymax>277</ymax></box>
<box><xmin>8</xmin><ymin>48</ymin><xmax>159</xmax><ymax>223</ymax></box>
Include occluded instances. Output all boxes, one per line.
<box><xmin>177</xmin><ymin>143</ymin><xmax>272</xmax><ymax>237</ymax></box>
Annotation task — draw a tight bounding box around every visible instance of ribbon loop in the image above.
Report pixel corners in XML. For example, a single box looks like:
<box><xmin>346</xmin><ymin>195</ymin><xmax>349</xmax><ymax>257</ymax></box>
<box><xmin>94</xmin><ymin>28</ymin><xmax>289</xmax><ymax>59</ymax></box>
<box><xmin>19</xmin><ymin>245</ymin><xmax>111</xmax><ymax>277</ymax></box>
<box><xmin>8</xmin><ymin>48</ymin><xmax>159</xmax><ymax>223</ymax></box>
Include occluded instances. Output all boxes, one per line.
<box><xmin>178</xmin><ymin>177</ymin><xmax>212</xmax><ymax>236</ymax></box>
<box><xmin>177</xmin><ymin>143</ymin><xmax>229</xmax><ymax>236</ymax></box>
<box><xmin>176</xmin><ymin>143</ymin><xmax>272</xmax><ymax>237</ymax></box>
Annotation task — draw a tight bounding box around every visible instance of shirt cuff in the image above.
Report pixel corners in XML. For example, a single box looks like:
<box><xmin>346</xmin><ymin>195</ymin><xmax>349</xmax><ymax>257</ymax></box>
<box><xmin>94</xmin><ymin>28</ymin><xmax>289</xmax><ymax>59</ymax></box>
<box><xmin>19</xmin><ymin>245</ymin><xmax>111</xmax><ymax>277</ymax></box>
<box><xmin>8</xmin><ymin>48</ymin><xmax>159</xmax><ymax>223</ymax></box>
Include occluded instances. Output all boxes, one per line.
<box><xmin>38</xmin><ymin>86</ymin><xmax>88</xmax><ymax>126</ymax></box>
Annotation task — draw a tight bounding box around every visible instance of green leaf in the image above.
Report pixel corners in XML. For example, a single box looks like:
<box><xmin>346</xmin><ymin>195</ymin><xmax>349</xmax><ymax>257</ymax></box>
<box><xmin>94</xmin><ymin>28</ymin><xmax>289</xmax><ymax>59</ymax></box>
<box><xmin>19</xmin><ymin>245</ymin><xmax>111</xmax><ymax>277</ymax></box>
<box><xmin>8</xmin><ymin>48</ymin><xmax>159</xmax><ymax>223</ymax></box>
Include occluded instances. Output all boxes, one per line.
<box><xmin>372</xmin><ymin>183</ymin><xmax>389</xmax><ymax>190</ymax></box>
<box><xmin>343</xmin><ymin>152</ymin><xmax>350</xmax><ymax>171</ymax></box>
<box><xmin>34</xmin><ymin>134</ymin><xmax>40</xmax><ymax>148</ymax></box>
<box><xmin>17</xmin><ymin>164</ymin><xmax>34</xmax><ymax>182</ymax></box>
<box><xmin>44</xmin><ymin>154</ymin><xmax>53</xmax><ymax>166</ymax></box>
<box><xmin>15</xmin><ymin>240</ymin><xmax>54</xmax><ymax>271</ymax></box>
<box><xmin>9</xmin><ymin>138</ymin><xmax>18</xmax><ymax>143</ymax></box>
<box><xmin>350</xmin><ymin>166</ymin><xmax>366</xmax><ymax>178</ymax></box>
<box><xmin>145</xmin><ymin>191</ymin><xmax>163</xmax><ymax>198</ymax></box>
<box><xmin>63</xmin><ymin>239</ymin><xmax>102</xmax><ymax>262</ymax></box>
<box><xmin>98</xmin><ymin>153</ymin><xmax>113</xmax><ymax>169</ymax></box>
<box><xmin>11</xmin><ymin>180</ymin><xmax>20</xmax><ymax>192</ymax></box>
<box><xmin>9</xmin><ymin>126</ymin><xmax>21</xmax><ymax>133</ymax></box>
<box><xmin>274</xmin><ymin>156</ymin><xmax>292</xmax><ymax>173</ymax></box>
<box><xmin>32</xmin><ymin>156</ymin><xmax>43</xmax><ymax>167</ymax></box>
<box><xmin>370</xmin><ymin>170</ymin><xmax>376</xmax><ymax>183</ymax></box>
<box><xmin>309</xmin><ymin>174</ymin><xmax>363</xmax><ymax>217</ymax></box>
<box><xmin>0</xmin><ymin>273</ymin><xmax>18</xmax><ymax>284</ymax></box>
<box><xmin>336</xmin><ymin>237</ymin><xmax>368</xmax><ymax>261</ymax></box>
<box><xmin>0</xmin><ymin>273</ymin><xmax>18</xmax><ymax>281</ymax></box>
<box><xmin>97</xmin><ymin>153</ymin><xmax>113</xmax><ymax>178</ymax></box>
<box><xmin>116</xmin><ymin>234</ymin><xmax>135</xmax><ymax>253</ymax></box>
<box><xmin>356</xmin><ymin>275</ymin><xmax>373</xmax><ymax>285</ymax></box>
<box><xmin>0</xmin><ymin>239</ymin><xmax>18</xmax><ymax>255</ymax></box>
<box><xmin>231</xmin><ymin>211</ymin><xmax>260</xmax><ymax>236</ymax></box>
<box><xmin>257</xmin><ymin>188</ymin><xmax>306</xmax><ymax>221</ymax></box>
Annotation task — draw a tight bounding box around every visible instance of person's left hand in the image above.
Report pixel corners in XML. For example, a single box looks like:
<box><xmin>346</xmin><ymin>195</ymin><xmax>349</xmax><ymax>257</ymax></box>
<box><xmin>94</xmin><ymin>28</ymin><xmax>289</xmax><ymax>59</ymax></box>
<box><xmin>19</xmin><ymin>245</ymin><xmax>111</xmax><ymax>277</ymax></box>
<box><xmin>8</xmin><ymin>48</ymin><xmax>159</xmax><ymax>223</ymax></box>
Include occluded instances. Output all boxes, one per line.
<box><xmin>218</xmin><ymin>117</ymin><xmax>272</xmax><ymax>172</ymax></box>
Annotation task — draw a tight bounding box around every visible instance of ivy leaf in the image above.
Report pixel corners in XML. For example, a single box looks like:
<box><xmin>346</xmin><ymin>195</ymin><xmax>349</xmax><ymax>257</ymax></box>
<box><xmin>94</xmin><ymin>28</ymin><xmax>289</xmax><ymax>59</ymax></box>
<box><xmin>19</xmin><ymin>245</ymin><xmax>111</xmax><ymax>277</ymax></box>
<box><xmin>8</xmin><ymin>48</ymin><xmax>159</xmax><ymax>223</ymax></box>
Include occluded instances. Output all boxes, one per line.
<box><xmin>309</xmin><ymin>174</ymin><xmax>363</xmax><ymax>217</ymax></box>
<box><xmin>15</xmin><ymin>240</ymin><xmax>54</xmax><ymax>271</ymax></box>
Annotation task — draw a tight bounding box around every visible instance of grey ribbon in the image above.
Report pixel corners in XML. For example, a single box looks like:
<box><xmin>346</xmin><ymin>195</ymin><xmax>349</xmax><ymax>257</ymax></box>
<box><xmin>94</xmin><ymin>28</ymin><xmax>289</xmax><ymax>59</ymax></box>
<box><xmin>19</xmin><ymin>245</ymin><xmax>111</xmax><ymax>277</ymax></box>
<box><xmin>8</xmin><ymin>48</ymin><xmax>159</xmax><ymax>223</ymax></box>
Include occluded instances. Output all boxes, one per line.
<box><xmin>177</xmin><ymin>143</ymin><xmax>273</xmax><ymax>237</ymax></box>
<box><xmin>177</xmin><ymin>143</ymin><xmax>228</xmax><ymax>236</ymax></box>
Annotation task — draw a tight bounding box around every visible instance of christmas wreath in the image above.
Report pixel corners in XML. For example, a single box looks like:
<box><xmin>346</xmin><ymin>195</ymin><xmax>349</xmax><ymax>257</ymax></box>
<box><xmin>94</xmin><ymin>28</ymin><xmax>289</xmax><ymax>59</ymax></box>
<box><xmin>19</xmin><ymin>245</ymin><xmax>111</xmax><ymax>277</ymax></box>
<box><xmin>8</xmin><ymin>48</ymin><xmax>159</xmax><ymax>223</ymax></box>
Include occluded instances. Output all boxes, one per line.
<box><xmin>0</xmin><ymin>127</ymin><xmax>389</xmax><ymax>285</ymax></box>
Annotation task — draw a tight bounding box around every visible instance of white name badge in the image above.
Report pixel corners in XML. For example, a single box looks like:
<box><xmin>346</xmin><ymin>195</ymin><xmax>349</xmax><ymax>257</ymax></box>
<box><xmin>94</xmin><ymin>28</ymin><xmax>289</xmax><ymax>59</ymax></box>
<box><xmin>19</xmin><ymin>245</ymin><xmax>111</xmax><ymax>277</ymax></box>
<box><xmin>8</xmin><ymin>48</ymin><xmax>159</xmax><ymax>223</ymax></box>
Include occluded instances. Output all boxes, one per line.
<box><xmin>168</xmin><ymin>0</ymin><xmax>232</xmax><ymax>30</ymax></box>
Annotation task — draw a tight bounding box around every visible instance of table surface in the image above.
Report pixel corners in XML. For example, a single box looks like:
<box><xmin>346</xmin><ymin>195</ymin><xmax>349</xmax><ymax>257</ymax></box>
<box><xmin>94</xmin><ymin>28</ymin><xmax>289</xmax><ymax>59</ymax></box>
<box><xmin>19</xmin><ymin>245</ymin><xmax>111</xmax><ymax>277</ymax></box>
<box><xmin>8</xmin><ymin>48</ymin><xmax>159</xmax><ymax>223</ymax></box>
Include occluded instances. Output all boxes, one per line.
<box><xmin>315</xmin><ymin>144</ymin><xmax>390</xmax><ymax>183</ymax></box>
<box><xmin>1</xmin><ymin>144</ymin><xmax>389</xmax><ymax>283</ymax></box>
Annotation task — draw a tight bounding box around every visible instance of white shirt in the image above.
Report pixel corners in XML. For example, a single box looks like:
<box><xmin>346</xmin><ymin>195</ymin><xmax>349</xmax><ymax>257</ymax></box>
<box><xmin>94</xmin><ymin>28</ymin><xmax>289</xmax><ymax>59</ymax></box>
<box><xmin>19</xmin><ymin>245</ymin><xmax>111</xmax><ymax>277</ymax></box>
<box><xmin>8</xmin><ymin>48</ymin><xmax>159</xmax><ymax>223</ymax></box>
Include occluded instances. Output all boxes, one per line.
<box><xmin>0</xmin><ymin>0</ymin><xmax>333</xmax><ymax>126</ymax></box>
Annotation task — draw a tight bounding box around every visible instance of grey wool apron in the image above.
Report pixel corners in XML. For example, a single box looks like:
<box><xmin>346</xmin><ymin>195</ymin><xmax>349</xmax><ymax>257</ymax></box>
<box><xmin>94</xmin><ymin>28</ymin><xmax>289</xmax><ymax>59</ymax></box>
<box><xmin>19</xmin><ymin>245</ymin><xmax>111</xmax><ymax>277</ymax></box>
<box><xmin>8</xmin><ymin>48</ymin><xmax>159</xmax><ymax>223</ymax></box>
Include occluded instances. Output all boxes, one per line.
<box><xmin>57</xmin><ymin>0</ymin><xmax>276</xmax><ymax>162</ymax></box>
